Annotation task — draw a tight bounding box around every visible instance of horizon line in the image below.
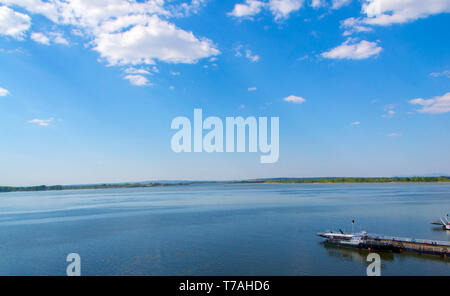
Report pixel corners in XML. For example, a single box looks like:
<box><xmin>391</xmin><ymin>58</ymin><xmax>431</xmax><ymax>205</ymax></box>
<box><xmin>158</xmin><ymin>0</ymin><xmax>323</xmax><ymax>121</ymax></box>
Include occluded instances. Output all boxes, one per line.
<box><xmin>2</xmin><ymin>175</ymin><xmax>450</xmax><ymax>188</ymax></box>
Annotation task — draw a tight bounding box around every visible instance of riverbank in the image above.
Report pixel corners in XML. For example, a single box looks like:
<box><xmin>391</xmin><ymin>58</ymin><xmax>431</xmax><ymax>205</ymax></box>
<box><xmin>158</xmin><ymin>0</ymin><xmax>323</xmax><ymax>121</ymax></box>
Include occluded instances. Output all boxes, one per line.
<box><xmin>255</xmin><ymin>177</ymin><xmax>450</xmax><ymax>184</ymax></box>
<box><xmin>1</xmin><ymin>177</ymin><xmax>449</xmax><ymax>194</ymax></box>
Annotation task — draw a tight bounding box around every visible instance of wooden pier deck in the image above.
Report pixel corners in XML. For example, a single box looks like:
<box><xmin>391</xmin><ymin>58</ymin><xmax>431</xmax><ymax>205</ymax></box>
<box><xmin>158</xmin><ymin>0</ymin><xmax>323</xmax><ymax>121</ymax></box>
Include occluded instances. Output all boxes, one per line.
<box><xmin>323</xmin><ymin>233</ymin><xmax>450</xmax><ymax>257</ymax></box>
<box><xmin>364</xmin><ymin>234</ymin><xmax>450</xmax><ymax>256</ymax></box>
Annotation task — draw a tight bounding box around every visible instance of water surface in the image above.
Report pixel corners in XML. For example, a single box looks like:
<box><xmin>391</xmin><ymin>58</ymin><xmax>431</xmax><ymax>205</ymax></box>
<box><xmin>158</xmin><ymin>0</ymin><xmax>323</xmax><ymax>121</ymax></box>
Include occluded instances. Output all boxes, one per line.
<box><xmin>0</xmin><ymin>183</ymin><xmax>449</xmax><ymax>275</ymax></box>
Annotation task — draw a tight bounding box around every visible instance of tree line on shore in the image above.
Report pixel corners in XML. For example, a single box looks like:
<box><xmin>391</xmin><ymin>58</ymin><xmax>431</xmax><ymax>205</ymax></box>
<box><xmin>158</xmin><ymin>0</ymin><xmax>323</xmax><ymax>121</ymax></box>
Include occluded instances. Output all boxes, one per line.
<box><xmin>1</xmin><ymin>177</ymin><xmax>449</xmax><ymax>193</ymax></box>
<box><xmin>258</xmin><ymin>177</ymin><xmax>450</xmax><ymax>184</ymax></box>
<box><xmin>0</xmin><ymin>182</ymin><xmax>191</xmax><ymax>193</ymax></box>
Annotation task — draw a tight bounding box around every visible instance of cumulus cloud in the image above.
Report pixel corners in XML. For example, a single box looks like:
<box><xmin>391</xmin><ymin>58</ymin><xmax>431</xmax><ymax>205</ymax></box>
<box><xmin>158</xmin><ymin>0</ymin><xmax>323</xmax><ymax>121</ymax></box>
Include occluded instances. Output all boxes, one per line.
<box><xmin>229</xmin><ymin>0</ymin><xmax>304</xmax><ymax>21</ymax></box>
<box><xmin>322</xmin><ymin>38</ymin><xmax>382</xmax><ymax>60</ymax></box>
<box><xmin>124</xmin><ymin>74</ymin><xmax>152</xmax><ymax>87</ymax></box>
<box><xmin>94</xmin><ymin>15</ymin><xmax>219</xmax><ymax>66</ymax></box>
<box><xmin>30</xmin><ymin>32</ymin><xmax>50</xmax><ymax>45</ymax></box>
<box><xmin>248</xmin><ymin>87</ymin><xmax>257</xmax><ymax>91</ymax></box>
<box><xmin>341</xmin><ymin>1</ymin><xmax>450</xmax><ymax>37</ymax></box>
<box><xmin>361</xmin><ymin>0</ymin><xmax>450</xmax><ymax>26</ymax></box>
<box><xmin>31</xmin><ymin>31</ymin><xmax>69</xmax><ymax>45</ymax></box>
<box><xmin>409</xmin><ymin>92</ymin><xmax>450</xmax><ymax>114</ymax></box>
<box><xmin>283</xmin><ymin>95</ymin><xmax>306</xmax><ymax>104</ymax></box>
<box><xmin>228</xmin><ymin>0</ymin><xmax>266</xmax><ymax>18</ymax></box>
<box><xmin>0</xmin><ymin>87</ymin><xmax>10</xmax><ymax>96</ymax></box>
<box><xmin>0</xmin><ymin>0</ymin><xmax>219</xmax><ymax>85</ymax></box>
<box><xmin>28</xmin><ymin>118</ymin><xmax>54</xmax><ymax>127</ymax></box>
<box><xmin>270</xmin><ymin>0</ymin><xmax>304</xmax><ymax>20</ymax></box>
<box><xmin>0</xmin><ymin>5</ymin><xmax>31</xmax><ymax>40</ymax></box>
<box><xmin>1</xmin><ymin>0</ymin><xmax>169</xmax><ymax>26</ymax></box>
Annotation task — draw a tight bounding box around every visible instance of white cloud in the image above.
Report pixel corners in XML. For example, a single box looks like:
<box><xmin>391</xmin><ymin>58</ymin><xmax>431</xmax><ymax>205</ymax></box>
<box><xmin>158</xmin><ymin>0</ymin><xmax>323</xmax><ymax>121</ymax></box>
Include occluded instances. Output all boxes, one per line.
<box><xmin>93</xmin><ymin>15</ymin><xmax>219</xmax><ymax>66</ymax></box>
<box><xmin>50</xmin><ymin>32</ymin><xmax>69</xmax><ymax>45</ymax></box>
<box><xmin>170</xmin><ymin>0</ymin><xmax>208</xmax><ymax>17</ymax></box>
<box><xmin>341</xmin><ymin>1</ymin><xmax>450</xmax><ymax>36</ymax></box>
<box><xmin>269</xmin><ymin>0</ymin><xmax>304</xmax><ymax>20</ymax></box>
<box><xmin>1</xmin><ymin>0</ymin><xmax>169</xmax><ymax>26</ymax></box>
<box><xmin>387</xmin><ymin>133</ymin><xmax>402</xmax><ymax>137</ymax></box>
<box><xmin>248</xmin><ymin>87</ymin><xmax>257</xmax><ymax>91</ymax></box>
<box><xmin>124</xmin><ymin>67</ymin><xmax>150</xmax><ymax>75</ymax></box>
<box><xmin>430</xmin><ymin>70</ymin><xmax>450</xmax><ymax>78</ymax></box>
<box><xmin>170</xmin><ymin>71</ymin><xmax>181</xmax><ymax>76</ymax></box>
<box><xmin>1</xmin><ymin>0</ymin><xmax>66</xmax><ymax>23</ymax></box>
<box><xmin>124</xmin><ymin>74</ymin><xmax>151</xmax><ymax>87</ymax></box>
<box><xmin>30</xmin><ymin>32</ymin><xmax>50</xmax><ymax>45</ymax></box>
<box><xmin>322</xmin><ymin>38</ymin><xmax>382</xmax><ymax>60</ymax></box>
<box><xmin>332</xmin><ymin>0</ymin><xmax>352</xmax><ymax>10</ymax></box>
<box><xmin>409</xmin><ymin>92</ymin><xmax>450</xmax><ymax>114</ymax></box>
<box><xmin>228</xmin><ymin>0</ymin><xmax>304</xmax><ymax>21</ymax></box>
<box><xmin>0</xmin><ymin>0</ymin><xmax>220</xmax><ymax>85</ymax></box>
<box><xmin>310</xmin><ymin>0</ymin><xmax>326</xmax><ymax>9</ymax></box>
<box><xmin>351</xmin><ymin>121</ymin><xmax>360</xmax><ymax>125</ymax></box>
<box><xmin>228</xmin><ymin>0</ymin><xmax>266</xmax><ymax>18</ymax></box>
<box><xmin>361</xmin><ymin>0</ymin><xmax>450</xmax><ymax>26</ymax></box>
<box><xmin>0</xmin><ymin>87</ymin><xmax>9</xmax><ymax>96</ymax></box>
<box><xmin>341</xmin><ymin>17</ymin><xmax>372</xmax><ymax>36</ymax></box>
<box><xmin>284</xmin><ymin>95</ymin><xmax>306</xmax><ymax>104</ymax></box>
<box><xmin>0</xmin><ymin>5</ymin><xmax>31</xmax><ymax>40</ymax></box>
<box><xmin>31</xmin><ymin>31</ymin><xmax>68</xmax><ymax>45</ymax></box>
<box><xmin>245</xmin><ymin>50</ymin><xmax>260</xmax><ymax>62</ymax></box>
<box><xmin>28</xmin><ymin>118</ymin><xmax>53</xmax><ymax>127</ymax></box>
<box><xmin>235</xmin><ymin>45</ymin><xmax>260</xmax><ymax>62</ymax></box>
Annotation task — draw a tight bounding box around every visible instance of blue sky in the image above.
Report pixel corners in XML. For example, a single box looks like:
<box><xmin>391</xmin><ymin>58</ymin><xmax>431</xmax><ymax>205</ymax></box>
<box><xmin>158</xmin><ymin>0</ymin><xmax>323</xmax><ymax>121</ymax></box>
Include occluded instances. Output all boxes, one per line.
<box><xmin>0</xmin><ymin>0</ymin><xmax>449</xmax><ymax>186</ymax></box>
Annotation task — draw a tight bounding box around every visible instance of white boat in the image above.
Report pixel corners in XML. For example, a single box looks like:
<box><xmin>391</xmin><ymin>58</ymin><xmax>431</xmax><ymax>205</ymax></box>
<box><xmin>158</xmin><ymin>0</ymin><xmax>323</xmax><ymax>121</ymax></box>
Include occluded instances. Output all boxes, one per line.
<box><xmin>317</xmin><ymin>230</ymin><xmax>368</xmax><ymax>249</ymax></box>
<box><xmin>431</xmin><ymin>216</ymin><xmax>450</xmax><ymax>230</ymax></box>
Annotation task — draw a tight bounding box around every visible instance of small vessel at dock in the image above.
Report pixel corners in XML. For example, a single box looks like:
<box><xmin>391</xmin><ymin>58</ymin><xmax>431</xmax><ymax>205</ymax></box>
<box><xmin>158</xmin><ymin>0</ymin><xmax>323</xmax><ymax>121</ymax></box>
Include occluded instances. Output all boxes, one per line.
<box><xmin>431</xmin><ymin>215</ymin><xmax>450</xmax><ymax>230</ymax></box>
<box><xmin>317</xmin><ymin>231</ymin><xmax>450</xmax><ymax>257</ymax></box>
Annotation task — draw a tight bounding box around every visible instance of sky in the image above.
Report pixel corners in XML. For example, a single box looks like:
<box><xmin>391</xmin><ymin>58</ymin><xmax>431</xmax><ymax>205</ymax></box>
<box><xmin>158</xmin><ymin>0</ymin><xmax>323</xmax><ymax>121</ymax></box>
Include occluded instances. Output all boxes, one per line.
<box><xmin>0</xmin><ymin>0</ymin><xmax>449</xmax><ymax>186</ymax></box>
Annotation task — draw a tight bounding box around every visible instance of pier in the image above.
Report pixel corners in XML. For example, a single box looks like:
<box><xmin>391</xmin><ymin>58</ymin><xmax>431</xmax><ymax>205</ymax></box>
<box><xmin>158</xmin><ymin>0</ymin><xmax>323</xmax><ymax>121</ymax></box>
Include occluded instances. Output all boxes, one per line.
<box><xmin>318</xmin><ymin>231</ymin><xmax>450</xmax><ymax>257</ymax></box>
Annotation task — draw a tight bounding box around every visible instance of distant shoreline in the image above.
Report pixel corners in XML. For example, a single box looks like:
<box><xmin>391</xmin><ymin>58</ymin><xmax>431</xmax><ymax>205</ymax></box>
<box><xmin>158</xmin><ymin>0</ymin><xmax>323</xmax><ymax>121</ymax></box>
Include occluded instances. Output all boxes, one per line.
<box><xmin>1</xmin><ymin>177</ymin><xmax>450</xmax><ymax>193</ymax></box>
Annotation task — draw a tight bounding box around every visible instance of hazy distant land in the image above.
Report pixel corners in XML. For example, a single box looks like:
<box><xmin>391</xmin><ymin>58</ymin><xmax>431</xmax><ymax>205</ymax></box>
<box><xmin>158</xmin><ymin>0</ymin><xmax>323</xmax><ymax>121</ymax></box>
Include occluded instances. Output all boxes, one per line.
<box><xmin>1</xmin><ymin>177</ymin><xmax>450</xmax><ymax>193</ymax></box>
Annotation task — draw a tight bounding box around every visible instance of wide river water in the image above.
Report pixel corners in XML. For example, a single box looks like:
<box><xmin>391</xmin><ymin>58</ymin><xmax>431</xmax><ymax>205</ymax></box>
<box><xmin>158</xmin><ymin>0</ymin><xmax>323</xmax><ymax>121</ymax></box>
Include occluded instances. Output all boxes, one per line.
<box><xmin>0</xmin><ymin>183</ymin><xmax>449</xmax><ymax>275</ymax></box>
